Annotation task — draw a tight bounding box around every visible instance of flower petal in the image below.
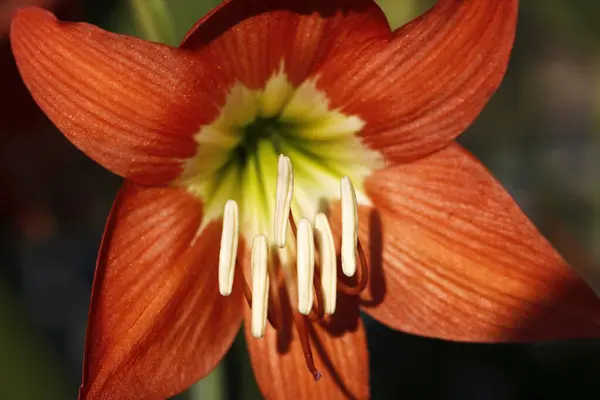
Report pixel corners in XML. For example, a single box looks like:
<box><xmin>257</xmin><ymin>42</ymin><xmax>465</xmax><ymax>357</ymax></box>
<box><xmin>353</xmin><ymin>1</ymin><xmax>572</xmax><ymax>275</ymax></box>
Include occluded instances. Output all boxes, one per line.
<box><xmin>244</xmin><ymin>298</ymin><xmax>369</xmax><ymax>400</ymax></box>
<box><xmin>180</xmin><ymin>0</ymin><xmax>390</xmax><ymax>88</ymax></box>
<box><xmin>331</xmin><ymin>143</ymin><xmax>600</xmax><ymax>342</ymax></box>
<box><xmin>80</xmin><ymin>182</ymin><xmax>243</xmax><ymax>400</ymax></box>
<box><xmin>2</xmin><ymin>0</ymin><xmax>60</xmax><ymax>37</ymax></box>
<box><xmin>317</xmin><ymin>0</ymin><xmax>518</xmax><ymax>164</ymax></box>
<box><xmin>10</xmin><ymin>7</ymin><xmax>227</xmax><ymax>185</ymax></box>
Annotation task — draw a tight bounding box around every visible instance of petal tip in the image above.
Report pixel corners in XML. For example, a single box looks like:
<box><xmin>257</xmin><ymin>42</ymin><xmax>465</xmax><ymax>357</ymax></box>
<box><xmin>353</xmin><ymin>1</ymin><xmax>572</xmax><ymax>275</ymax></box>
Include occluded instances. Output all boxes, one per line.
<box><xmin>11</xmin><ymin>5</ymin><xmax>54</xmax><ymax>23</ymax></box>
<box><xmin>10</xmin><ymin>6</ymin><xmax>56</xmax><ymax>42</ymax></box>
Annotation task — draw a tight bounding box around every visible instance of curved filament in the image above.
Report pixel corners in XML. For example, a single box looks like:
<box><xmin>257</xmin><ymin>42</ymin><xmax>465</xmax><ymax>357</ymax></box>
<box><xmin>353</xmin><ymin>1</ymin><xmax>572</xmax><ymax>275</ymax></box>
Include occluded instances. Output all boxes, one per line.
<box><xmin>293</xmin><ymin>312</ymin><xmax>323</xmax><ymax>381</ymax></box>
<box><xmin>337</xmin><ymin>239</ymin><xmax>368</xmax><ymax>295</ymax></box>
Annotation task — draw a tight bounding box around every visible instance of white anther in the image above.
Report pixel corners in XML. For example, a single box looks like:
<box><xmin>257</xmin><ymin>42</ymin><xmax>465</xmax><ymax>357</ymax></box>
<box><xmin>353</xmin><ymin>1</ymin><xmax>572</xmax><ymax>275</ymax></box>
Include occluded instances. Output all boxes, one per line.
<box><xmin>314</xmin><ymin>213</ymin><xmax>336</xmax><ymax>315</ymax></box>
<box><xmin>218</xmin><ymin>200</ymin><xmax>239</xmax><ymax>296</ymax></box>
<box><xmin>274</xmin><ymin>155</ymin><xmax>294</xmax><ymax>248</ymax></box>
<box><xmin>341</xmin><ymin>177</ymin><xmax>358</xmax><ymax>277</ymax></box>
<box><xmin>251</xmin><ymin>235</ymin><xmax>269</xmax><ymax>338</ymax></box>
<box><xmin>296</xmin><ymin>218</ymin><xmax>315</xmax><ymax>315</ymax></box>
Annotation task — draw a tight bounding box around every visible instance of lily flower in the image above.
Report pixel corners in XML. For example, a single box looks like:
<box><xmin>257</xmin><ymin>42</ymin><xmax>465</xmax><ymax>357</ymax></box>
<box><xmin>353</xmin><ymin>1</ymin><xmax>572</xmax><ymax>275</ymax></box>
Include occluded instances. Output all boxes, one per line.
<box><xmin>1</xmin><ymin>0</ymin><xmax>63</xmax><ymax>38</ymax></box>
<box><xmin>10</xmin><ymin>0</ymin><xmax>600</xmax><ymax>399</ymax></box>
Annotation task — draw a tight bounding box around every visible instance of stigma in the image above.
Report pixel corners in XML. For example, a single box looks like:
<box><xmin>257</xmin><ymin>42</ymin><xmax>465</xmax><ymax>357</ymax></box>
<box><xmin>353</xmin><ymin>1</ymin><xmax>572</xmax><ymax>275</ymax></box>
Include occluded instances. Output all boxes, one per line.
<box><xmin>217</xmin><ymin>154</ymin><xmax>368</xmax><ymax>380</ymax></box>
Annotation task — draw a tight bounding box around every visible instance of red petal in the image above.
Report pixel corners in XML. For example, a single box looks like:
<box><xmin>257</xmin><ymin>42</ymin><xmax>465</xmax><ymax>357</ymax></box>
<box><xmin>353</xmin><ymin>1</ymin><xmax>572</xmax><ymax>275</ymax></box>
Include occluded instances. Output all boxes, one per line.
<box><xmin>180</xmin><ymin>0</ymin><xmax>390</xmax><ymax>88</ymax></box>
<box><xmin>244</xmin><ymin>298</ymin><xmax>369</xmax><ymax>400</ymax></box>
<box><xmin>10</xmin><ymin>8</ymin><xmax>227</xmax><ymax>185</ymax></box>
<box><xmin>1</xmin><ymin>0</ymin><xmax>60</xmax><ymax>37</ymax></box>
<box><xmin>317</xmin><ymin>0</ymin><xmax>518</xmax><ymax>164</ymax></box>
<box><xmin>80</xmin><ymin>182</ymin><xmax>243</xmax><ymax>400</ymax></box>
<box><xmin>338</xmin><ymin>143</ymin><xmax>600</xmax><ymax>342</ymax></box>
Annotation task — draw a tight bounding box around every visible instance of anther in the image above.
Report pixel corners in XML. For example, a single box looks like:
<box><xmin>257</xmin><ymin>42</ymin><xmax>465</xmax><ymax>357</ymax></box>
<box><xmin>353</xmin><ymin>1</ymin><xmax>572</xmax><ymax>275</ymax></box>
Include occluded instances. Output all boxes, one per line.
<box><xmin>251</xmin><ymin>235</ymin><xmax>269</xmax><ymax>338</ymax></box>
<box><xmin>218</xmin><ymin>200</ymin><xmax>239</xmax><ymax>296</ymax></box>
<box><xmin>296</xmin><ymin>218</ymin><xmax>315</xmax><ymax>315</ymax></box>
<box><xmin>274</xmin><ymin>155</ymin><xmax>294</xmax><ymax>248</ymax></box>
<box><xmin>341</xmin><ymin>176</ymin><xmax>358</xmax><ymax>277</ymax></box>
<box><xmin>337</xmin><ymin>238</ymin><xmax>369</xmax><ymax>295</ymax></box>
<box><xmin>314</xmin><ymin>213</ymin><xmax>336</xmax><ymax>315</ymax></box>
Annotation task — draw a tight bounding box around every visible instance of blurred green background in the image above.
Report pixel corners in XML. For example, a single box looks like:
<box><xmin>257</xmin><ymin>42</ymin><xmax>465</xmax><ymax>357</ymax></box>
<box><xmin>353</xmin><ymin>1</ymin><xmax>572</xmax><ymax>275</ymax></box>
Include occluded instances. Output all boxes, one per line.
<box><xmin>1</xmin><ymin>0</ymin><xmax>600</xmax><ymax>399</ymax></box>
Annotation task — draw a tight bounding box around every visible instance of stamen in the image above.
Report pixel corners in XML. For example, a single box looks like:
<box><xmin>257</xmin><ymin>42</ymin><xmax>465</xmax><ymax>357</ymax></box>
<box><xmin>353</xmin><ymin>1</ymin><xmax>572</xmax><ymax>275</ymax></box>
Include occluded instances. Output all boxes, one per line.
<box><xmin>314</xmin><ymin>213</ymin><xmax>337</xmax><ymax>315</ymax></box>
<box><xmin>251</xmin><ymin>235</ymin><xmax>269</xmax><ymax>338</ymax></box>
<box><xmin>341</xmin><ymin>176</ymin><xmax>358</xmax><ymax>277</ymax></box>
<box><xmin>289</xmin><ymin>211</ymin><xmax>298</xmax><ymax>237</ymax></box>
<box><xmin>240</xmin><ymin>260</ymin><xmax>281</xmax><ymax>331</ymax></box>
<box><xmin>293</xmin><ymin>312</ymin><xmax>323</xmax><ymax>381</ymax></box>
<box><xmin>218</xmin><ymin>200</ymin><xmax>239</xmax><ymax>296</ymax></box>
<box><xmin>337</xmin><ymin>238</ymin><xmax>369</xmax><ymax>295</ymax></box>
<box><xmin>308</xmin><ymin>268</ymin><xmax>325</xmax><ymax>321</ymax></box>
<box><xmin>296</xmin><ymin>218</ymin><xmax>315</xmax><ymax>315</ymax></box>
<box><xmin>274</xmin><ymin>155</ymin><xmax>294</xmax><ymax>248</ymax></box>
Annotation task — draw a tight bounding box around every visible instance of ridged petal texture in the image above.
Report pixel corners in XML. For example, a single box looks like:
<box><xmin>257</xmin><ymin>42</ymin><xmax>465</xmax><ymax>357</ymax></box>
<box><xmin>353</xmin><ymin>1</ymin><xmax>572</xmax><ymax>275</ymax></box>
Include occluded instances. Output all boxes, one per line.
<box><xmin>244</xmin><ymin>300</ymin><xmax>369</xmax><ymax>400</ymax></box>
<box><xmin>10</xmin><ymin>8</ymin><xmax>227</xmax><ymax>184</ymax></box>
<box><xmin>328</xmin><ymin>144</ymin><xmax>600</xmax><ymax>342</ymax></box>
<box><xmin>180</xmin><ymin>0</ymin><xmax>390</xmax><ymax>87</ymax></box>
<box><xmin>317</xmin><ymin>0</ymin><xmax>518</xmax><ymax>164</ymax></box>
<box><xmin>80</xmin><ymin>182</ymin><xmax>243</xmax><ymax>400</ymax></box>
<box><xmin>10</xmin><ymin>0</ymin><xmax>519</xmax><ymax>179</ymax></box>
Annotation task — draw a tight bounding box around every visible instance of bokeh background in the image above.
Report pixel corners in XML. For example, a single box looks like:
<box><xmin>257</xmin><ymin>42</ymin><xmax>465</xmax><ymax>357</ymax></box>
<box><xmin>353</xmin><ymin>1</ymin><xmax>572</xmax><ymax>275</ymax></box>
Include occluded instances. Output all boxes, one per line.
<box><xmin>1</xmin><ymin>0</ymin><xmax>600</xmax><ymax>399</ymax></box>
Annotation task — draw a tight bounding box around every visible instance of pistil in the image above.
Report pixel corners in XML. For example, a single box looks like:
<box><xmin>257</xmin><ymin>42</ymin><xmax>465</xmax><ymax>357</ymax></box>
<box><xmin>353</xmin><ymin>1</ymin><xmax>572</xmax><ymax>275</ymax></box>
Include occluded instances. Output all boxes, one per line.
<box><xmin>294</xmin><ymin>312</ymin><xmax>323</xmax><ymax>381</ymax></box>
<box><xmin>216</xmin><ymin>154</ymin><xmax>370</xmax><ymax>380</ymax></box>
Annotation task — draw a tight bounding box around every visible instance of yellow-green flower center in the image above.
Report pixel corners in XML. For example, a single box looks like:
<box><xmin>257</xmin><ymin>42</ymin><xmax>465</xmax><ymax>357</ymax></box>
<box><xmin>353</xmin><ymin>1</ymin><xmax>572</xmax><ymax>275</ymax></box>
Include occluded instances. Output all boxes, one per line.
<box><xmin>177</xmin><ymin>64</ymin><xmax>384</xmax><ymax>241</ymax></box>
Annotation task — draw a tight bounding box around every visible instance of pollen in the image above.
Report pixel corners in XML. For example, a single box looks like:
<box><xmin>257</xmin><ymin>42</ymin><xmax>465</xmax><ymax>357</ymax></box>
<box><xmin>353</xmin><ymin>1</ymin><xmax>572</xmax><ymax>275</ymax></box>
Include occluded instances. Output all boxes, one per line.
<box><xmin>215</xmin><ymin>155</ymin><xmax>369</xmax><ymax>380</ymax></box>
<box><xmin>341</xmin><ymin>176</ymin><xmax>358</xmax><ymax>277</ymax></box>
<box><xmin>251</xmin><ymin>235</ymin><xmax>270</xmax><ymax>338</ymax></box>
<box><xmin>177</xmin><ymin>62</ymin><xmax>384</xmax><ymax>243</ymax></box>
<box><xmin>218</xmin><ymin>200</ymin><xmax>239</xmax><ymax>296</ymax></box>
<box><xmin>314</xmin><ymin>213</ymin><xmax>337</xmax><ymax>315</ymax></box>
<box><xmin>296</xmin><ymin>218</ymin><xmax>315</xmax><ymax>315</ymax></box>
<box><xmin>191</xmin><ymin>62</ymin><xmax>379</xmax><ymax>380</ymax></box>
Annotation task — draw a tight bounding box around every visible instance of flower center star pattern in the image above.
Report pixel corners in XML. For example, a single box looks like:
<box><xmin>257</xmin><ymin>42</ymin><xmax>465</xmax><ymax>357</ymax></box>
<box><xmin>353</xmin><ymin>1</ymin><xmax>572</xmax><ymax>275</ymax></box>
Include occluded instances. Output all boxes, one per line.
<box><xmin>10</xmin><ymin>0</ymin><xmax>600</xmax><ymax>399</ymax></box>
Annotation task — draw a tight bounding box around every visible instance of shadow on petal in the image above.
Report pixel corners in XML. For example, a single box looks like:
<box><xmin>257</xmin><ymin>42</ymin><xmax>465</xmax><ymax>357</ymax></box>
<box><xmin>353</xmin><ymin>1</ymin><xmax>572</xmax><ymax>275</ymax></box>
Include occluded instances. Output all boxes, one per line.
<box><xmin>310</xmin><ymin>310</ymin><xmax>365</xmax><ymax>400</ymax></box>
<box><xmin>508</xmin><ymin>276</ymin><xmax>600</xmax><ymax>341</ymax></box>
<box><xmin>361</xmin><ymin>208</ymin><xmax>385</xmax><ymax>307</ymax></box>
<box><xmin>273</xmin><ymin>269</ymin><xmax>294</xmax><ymax>354</ymax></box>
<box><xmin>355</xmin><ymin>143</ymin><xmax>600</xmax><ymax>342</ymax></box>
<box><xmin>320</xmin><ymin>293</ymin><xmax>361</xmax><ymax>337</ymax></box>
<box><xmin>182</xmin><ymin>0</ymin><xmax>387</xmax><ymax>49</ymax></box>
<box><xmin>507</xmin><ymin>224</ymin><xmax>600</xmax><ymax>341</ymax></box>
<box><xmin>244</xmin><ymin>298</ymin><xmax>369</xmax><ymax>399</ymax></box>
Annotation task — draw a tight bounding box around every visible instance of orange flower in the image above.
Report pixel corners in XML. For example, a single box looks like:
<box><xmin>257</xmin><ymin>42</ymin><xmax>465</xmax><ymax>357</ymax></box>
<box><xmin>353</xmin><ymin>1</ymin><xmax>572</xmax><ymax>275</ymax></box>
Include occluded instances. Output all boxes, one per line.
<box><xmin>1</xmin><ymin>0</ymin><xmax>63</xmax><ymax>37</ymax></box>
<box><xmin>10</xmin><ymin>1</ymin><xmax>600</xmax><ymax>399</ymax></box>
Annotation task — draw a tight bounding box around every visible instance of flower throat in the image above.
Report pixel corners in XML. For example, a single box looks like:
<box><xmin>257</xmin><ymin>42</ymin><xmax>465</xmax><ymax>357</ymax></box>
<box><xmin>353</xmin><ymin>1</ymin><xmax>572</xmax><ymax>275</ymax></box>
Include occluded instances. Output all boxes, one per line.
<box><xmin>177</xmin><ymin>63</ymin><xmax>383</xmax><ymax>242</ymax></box>
<box><xmin>232</xmin><ymin>116</ymin><xmax>286</xmax><ymax>165</ymax></box>
<box><xmin>177</xmin><ymin>64</ymin><xmax>383</xmax><ymax>379</ymax></box>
